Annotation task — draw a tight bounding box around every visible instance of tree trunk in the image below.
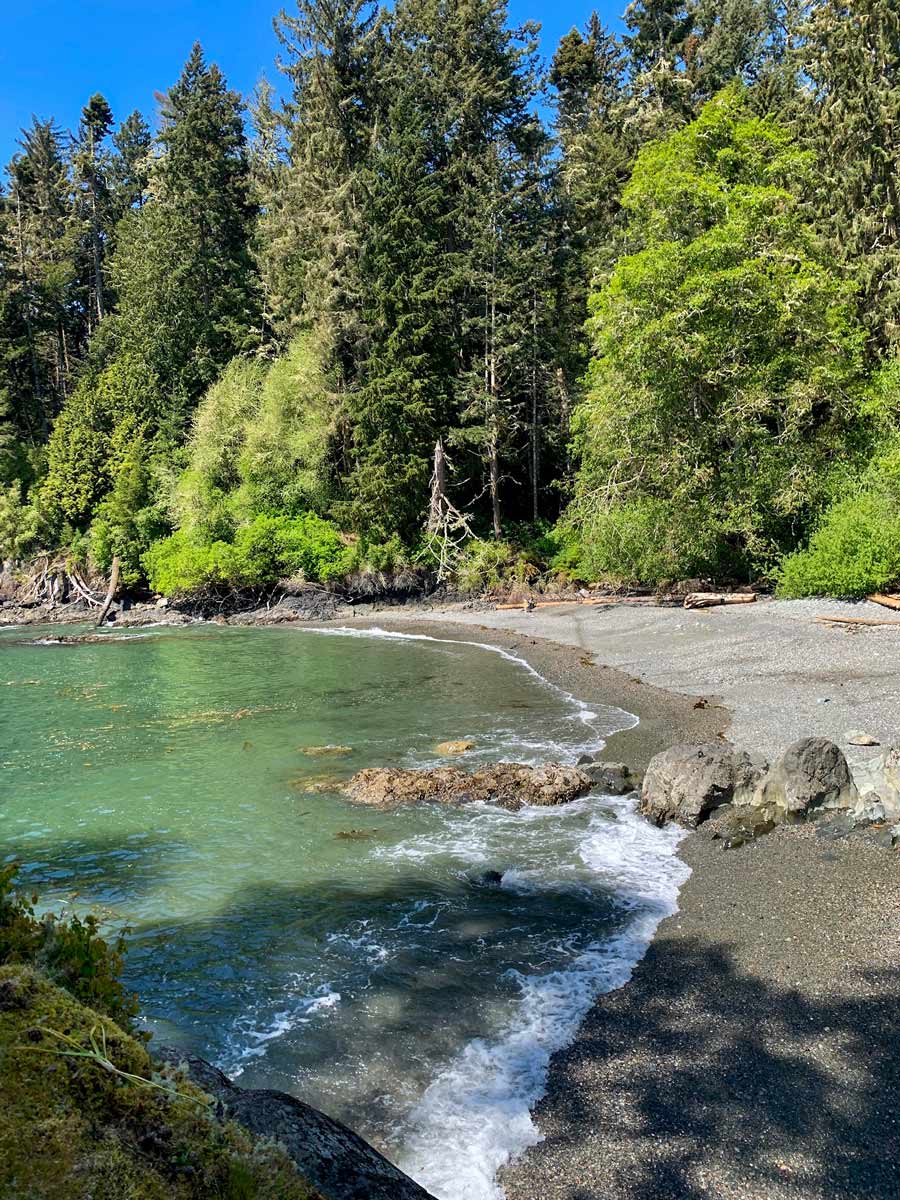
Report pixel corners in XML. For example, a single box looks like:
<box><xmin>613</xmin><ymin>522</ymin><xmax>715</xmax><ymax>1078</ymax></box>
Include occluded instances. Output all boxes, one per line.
<box><xmin>96</xmin><ymin>556</ymin><xmax>121</xmax><ymax>626</ymax></box>
<box><xmin>530</xmin><ymin>285</ymin><xmax>540</xmax><ymax>523</ymax></box>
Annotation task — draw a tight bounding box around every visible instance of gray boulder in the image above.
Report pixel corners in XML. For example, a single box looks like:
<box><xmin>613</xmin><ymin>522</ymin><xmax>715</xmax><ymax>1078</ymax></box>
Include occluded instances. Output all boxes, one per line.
<box><xmin>756</xmin><ymin>737</ymin><xmax>858</xmax><ymax>815</ymax></box>
<box><xmin>156</xmin><ymin>1048</ymin><xmax>435</xmax><ymax>1200</ymax></box>
<box><xmin>640</xmin><ymin>742</ymin><xmax>764</xmax><ymax>828</ymax></box>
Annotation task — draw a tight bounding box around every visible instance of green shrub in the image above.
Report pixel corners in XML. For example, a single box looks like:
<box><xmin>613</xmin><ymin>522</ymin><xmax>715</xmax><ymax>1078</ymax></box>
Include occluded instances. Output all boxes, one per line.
<box><xmin>454</xmin><ymin>539</ymin><xmax>541</xmax><ymax>594</ymax></box>
<box><xmin>575</xmin><ymin>497</ymin><xmax>731</xmax><ymax>586</ymax></box>
<box><xmin>231</xmin><ymin>514</ymin><xmax>351</xmax><ymax>584</ymax></box>
<box><xmin>777</xmin><ymin>491</ymin><xmax>900</xmax><ymax>598</ymax></box>
<box><xmin>348</xmin><ymin>535</ymin><xmax>412</xmax><ymax>574</ymax></box>
<box><xmin>0</xmin><ymin>862</ymin><xmax>139</xmax><ymax>1032</ymax></box>
<box><xmin>0</xmin><ymin>482</ymin><xmax>39</xmax><ymax>559</ymax></box>
<box><xmin>144</xmin><ymin>514</ymin><xmax>351</xmax><ymax>596</ymax></box>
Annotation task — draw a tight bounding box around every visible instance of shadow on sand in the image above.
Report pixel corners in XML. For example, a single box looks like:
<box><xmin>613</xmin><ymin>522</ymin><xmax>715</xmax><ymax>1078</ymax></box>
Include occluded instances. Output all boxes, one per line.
<box><xmin>502</xmin><ymin>933</ymin><xmax>900</xmax><ymax>1199</ymax></box>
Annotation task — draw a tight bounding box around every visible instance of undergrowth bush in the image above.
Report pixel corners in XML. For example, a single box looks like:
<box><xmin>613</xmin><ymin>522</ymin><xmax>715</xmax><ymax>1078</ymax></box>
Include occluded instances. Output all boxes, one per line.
<box><xmin>777</xmin><ymin>493</ymin><xmax>900</xmax><ymax>598</ymax></box>
<box><xmin>454</xmin><ymin>539</ymin><xmax>541</xmax><ymax>595</ymax></box>
<box><xmin>573</xmin><ymin>497</ymin><xmax>731</xmax><ymax>587</ymax></box>
<box><xmin>144</xmin><ymin>513</ymin><xmax>351</xmax><ymax>596</ymax></box>
<box><xmin>777</xmin><ymin>439</ymin><xmax>900</xmax><ymax>598</ymax></box>
<box><xmin>0</xmin><ymin>862</ymin><xmax>138</xmax><ymax>1032</ymax></box>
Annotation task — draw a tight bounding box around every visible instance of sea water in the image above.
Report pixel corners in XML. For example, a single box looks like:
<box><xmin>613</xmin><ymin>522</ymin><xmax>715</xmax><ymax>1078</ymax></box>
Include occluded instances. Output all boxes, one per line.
<box><xmin>0</xmin><ymin>622</ymin><xmax>688</xmax><ymax>1199</ymax></box>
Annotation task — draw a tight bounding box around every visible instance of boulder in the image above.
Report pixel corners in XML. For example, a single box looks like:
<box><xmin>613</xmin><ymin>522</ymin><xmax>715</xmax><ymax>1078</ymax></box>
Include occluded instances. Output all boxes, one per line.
<box><xmin>344</xmin><ymin>763</ymin><xmax>592</xmax><ymax>812</ymax></box>
<box><xmin>640</xmin><ymin>742</ymin><xmax>764</xmax><ymax>828</ymax></box>
<box><xmin>156</xmin><ymin>1049</ymin><xmax>435</xmax><ymax>1200</ymax></box>
<box><xmin>705</xmin><ymin>803</ymin><xmax>778</xmax><ymax>850</ymax></box>
<box><xmin>582</xmin><ymin>761</ymin><xmax>635</xmax><ymax>795</ymax></box>
<box><xmin>756</xmin><ymin>737</ymin><xmax>858</xmax><ymax>815</ymax></box>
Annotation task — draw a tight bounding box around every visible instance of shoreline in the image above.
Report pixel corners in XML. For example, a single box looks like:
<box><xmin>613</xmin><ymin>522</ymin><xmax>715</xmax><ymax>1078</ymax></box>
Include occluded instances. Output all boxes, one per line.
<box><xmin>336</xmin><ymin>605</ymin><xmax>900</xmax><ymax>1199</ymax></box>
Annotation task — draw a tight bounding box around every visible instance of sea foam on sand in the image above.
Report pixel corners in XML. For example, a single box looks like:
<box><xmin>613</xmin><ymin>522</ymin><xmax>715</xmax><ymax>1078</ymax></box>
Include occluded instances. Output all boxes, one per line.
<box><xmin>396</xmin><ymin>795</ymin><xmax>689</xmax><ymax>1200</ymax></box>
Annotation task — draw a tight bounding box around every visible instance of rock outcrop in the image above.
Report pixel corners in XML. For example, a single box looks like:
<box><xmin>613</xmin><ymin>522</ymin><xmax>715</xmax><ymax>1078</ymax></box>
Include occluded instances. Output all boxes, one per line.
<box><xmin>157</xmin><ymin>1049</ymin><xmax>435</xmax><ymax>1200</ymax></box>
<box><xmin>755</xmin><ymin>737</ymin><xmax>858</xmax><ymax>815</ymax></box>
<box><xmin>344</xmin><ymin>763</ymin><xmax>592</xmax><ymax>811</ymax></box>
<box><xmin>640</xmin><ymin>742</ymin><xmax>764</xmax><ymax>828</ymax></box>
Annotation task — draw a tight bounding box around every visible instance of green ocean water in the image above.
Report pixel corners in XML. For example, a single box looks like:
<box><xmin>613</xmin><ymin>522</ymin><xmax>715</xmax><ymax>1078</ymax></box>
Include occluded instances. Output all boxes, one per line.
<box><xmin>0</xmin><ymin>622</ymin><xmax>686</xmax><ymax>1200</ymax></box>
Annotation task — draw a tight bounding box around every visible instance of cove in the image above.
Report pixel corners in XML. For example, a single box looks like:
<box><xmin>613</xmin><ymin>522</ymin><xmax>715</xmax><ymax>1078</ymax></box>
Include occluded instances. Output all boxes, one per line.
<box><xmin>1</xmin><ymin>623</ymin><xmax>687</xmax><ymax>1200</ymax></box>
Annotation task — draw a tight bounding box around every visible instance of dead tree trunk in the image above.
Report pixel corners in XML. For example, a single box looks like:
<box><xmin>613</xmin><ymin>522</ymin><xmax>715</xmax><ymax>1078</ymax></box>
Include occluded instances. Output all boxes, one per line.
<box><xmin>95</xmin><ymin>556</ymin><xmax>120</xmax><ymax>626</ymax></box>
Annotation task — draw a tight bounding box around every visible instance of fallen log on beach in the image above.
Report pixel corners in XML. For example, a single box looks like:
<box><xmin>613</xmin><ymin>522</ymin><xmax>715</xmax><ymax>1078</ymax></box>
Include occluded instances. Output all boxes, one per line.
<box><xmin>683</xmin><ymin>592</ymin><xmax>756</xmax><ymax>609</ymax></box>
<box><xmin>868</xmin><ymin>593</ymin><xmax>900</xmax><ymax>611</ymax></box>
<box><xmin>494</xmin><ymin>598</ymin><xmax>619</xmax><ymax>610</ymax></box>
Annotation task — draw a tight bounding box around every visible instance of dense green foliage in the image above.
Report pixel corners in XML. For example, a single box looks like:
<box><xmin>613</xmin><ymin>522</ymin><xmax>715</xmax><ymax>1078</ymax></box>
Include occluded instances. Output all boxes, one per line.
<box><xmin>144</xmin><ymin>514</ymin><xmax>351</xmax><ymax>595</ymax></box>
<box><xmin>569</xmin><ymin>89</ymin><xmax>867</xmax><ymax>583</ymax></box>
<box><xmin>1</xmin><ymin>1</ymin><xmax>899</xmax><ymax>595</ymax></box>
<box><xmin>0</xmin><ymin>862</ymin><xmax>137</xmax><ymax>1030</ymax></box>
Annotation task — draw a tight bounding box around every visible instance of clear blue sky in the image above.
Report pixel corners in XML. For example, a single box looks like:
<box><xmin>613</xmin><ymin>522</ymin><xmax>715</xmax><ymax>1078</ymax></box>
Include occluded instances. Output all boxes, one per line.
<box><xmin>0</xmin><ymin>0</ymin><xmax>626</xmax><ymax>168</ymax></box>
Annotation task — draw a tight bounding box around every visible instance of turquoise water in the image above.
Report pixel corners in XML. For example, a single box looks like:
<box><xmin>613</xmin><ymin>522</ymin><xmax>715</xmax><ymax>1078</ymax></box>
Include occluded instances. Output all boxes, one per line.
<box><xmin>0</xmin><ymin>622</ymin><xmax>687</xmax><ymax>1199</ymax></box>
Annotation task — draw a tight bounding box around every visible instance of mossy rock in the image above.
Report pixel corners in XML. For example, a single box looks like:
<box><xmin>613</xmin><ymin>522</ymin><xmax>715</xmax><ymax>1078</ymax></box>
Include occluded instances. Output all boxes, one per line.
<box><xmin>0</xmin><ymin>965</ymin><xmax>321</xmax><ymax>1200</ymax></box>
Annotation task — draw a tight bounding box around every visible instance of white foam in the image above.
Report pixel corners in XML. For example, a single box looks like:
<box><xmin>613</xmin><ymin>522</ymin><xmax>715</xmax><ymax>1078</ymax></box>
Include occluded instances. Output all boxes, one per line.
<box><xmin>221</xmin><ymin>986</ymin><xmax>342</xmax><ymax>1077</ymax></box>
<box><xmin>396</xmin><ymin>795</ymin><xmax>689</xmax><ymax>1200</ymax></box>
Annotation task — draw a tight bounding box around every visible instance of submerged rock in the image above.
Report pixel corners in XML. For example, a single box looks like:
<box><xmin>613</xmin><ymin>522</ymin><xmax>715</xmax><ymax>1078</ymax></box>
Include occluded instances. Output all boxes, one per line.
<box><xmin>344</xmin><ymin>763</ymin><xmax>592</xmax><ymax>811</ymax></box>
<box><xmin>756</xmin><ymin>737</ymin><xmax>858</xmax><ymax>815</ymax></box>
<box><xmin>434</xmin><ymin>739</ymin><xmax>476</xmax><ymax>755</ymax></box>
<box><xmin>640</xmin><ymin>742</ymin><xmax>764</xmax><ymax>828</ymax></box>
<box><xmin>302</xmin><ymin>745</ymin><xmax>354</xmax><ymax>758</ymax></box>
<box><xmin>156</xmin><ymin>1047</ymin><xmax>436</xmax><ymax>1200</ymax></box>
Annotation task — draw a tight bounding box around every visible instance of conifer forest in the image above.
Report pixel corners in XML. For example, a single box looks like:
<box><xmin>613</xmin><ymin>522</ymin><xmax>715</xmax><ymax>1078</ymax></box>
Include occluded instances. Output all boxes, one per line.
<box><xmin>3</xmin><ymin>0</ymin><xmax>900</xmax><ymax>601</ymax></box>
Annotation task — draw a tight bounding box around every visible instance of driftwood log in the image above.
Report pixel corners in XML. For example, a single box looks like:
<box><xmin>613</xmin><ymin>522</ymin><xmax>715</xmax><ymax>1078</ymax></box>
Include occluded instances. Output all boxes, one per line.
<box><xmin>868</xmin><ymin>593</ymin><xmax>900</xmax><ymax>611</ymax></box>
<box><xmin>683</xmin><ymin>592</ymin><xmax>756</xmax><ymax>610</ymax></box>
<box><xmin>495</xmin><ymin>598</ymin><xmax>619</xmax><ymax>610</ymax></box>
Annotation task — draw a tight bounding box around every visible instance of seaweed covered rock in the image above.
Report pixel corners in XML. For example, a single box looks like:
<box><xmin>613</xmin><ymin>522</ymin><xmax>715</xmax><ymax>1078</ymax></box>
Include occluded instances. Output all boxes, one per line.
<box><xmin>0</xmin><ymin>965</ymin><xmax>324</xmax><ymax>1200</ymax></box>
<box><xmin>344</xmin><ymin>763</ymin><xmax>593</xmax><ymax>811</ymax></box>
<box><xmin>640</xmin><ymin>743</ymin><xmax>764</xmax><ymax>828</ymax></box>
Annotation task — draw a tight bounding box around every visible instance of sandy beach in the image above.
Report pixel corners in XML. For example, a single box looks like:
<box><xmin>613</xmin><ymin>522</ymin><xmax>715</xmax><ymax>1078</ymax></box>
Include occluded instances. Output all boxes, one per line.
<box><xmin>344</xmin><ymin>599</ymin><xmax>900</xmax><ymax>1199</ymax></box>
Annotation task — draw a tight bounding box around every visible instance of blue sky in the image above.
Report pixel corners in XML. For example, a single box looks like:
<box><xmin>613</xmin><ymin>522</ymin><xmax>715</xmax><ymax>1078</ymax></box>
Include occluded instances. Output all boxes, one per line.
<box><xmin>0</xmin><ymin>0</ymin><xmax>627</xmax><ymax>167</ymax></box>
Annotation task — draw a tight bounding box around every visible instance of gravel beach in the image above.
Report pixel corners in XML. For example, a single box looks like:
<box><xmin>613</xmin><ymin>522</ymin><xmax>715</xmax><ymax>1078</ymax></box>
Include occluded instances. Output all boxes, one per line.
<box><xmin>345</xmin><ymin>601</ymin><xmax>900</xmax><ymax>1199</ymax></box>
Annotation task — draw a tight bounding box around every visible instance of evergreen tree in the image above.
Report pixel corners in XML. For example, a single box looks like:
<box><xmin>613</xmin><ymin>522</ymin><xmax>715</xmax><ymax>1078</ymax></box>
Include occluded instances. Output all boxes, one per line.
<box><xmin>109</xmin><ymin>44</ymin><xmax>261</xmax><ymax>406</ymax></box>
<box><xmin>390</xmin><ymin>0</ymin><xmax>544</xmax><ymax>536</ymax></box>
<box><xmin>803</xmin><ymin>0</ymin><xmax>900</xmax><ymax>346</ymax></box>
<box><xmin>110</xmin><ymin>110</ymin><xmax>152</xmax><ymax>214</ymax></box>
<box><xmin>71</xmin><ymin>93</ymin><xmax>114</xmax><ymax>333</ymax></box>
<box><xmin>549</xmin><ymin>18</ymin><xmax>634</xmax><ymax>401</ymax></box>
<box><xmin>345</xmin><ymin>88</ymin><xmax>456</xmax><ymax>539</ymax></box>
<box><xmin>4</xmin><ymin>119</ymin><xmax>76</xmax><ymax>427</ymax></box>
<box><xmin>40</xmin><ymin>45</ymin><xmax>262</xmax><ymax>536</ymax></box>
<box><xmin>264</xmin><ymin>0</ymin><xmax>379</xmax><ymax>358</ymax></box>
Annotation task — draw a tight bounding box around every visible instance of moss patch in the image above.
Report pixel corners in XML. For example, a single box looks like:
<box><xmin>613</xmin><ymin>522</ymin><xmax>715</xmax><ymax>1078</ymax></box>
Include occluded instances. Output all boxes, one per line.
<box><xmin>0</xmin><ymin>965</ymin><xmax>321</xmax><ymax>1200</ymax></box>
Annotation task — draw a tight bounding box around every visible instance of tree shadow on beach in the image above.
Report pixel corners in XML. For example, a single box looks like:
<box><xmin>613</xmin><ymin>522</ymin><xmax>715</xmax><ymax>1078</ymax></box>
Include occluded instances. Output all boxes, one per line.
<box><xmin>506</xmin><ymin>935</ymin><xmax>900</xmax><ymax>1200</ymax></box>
